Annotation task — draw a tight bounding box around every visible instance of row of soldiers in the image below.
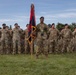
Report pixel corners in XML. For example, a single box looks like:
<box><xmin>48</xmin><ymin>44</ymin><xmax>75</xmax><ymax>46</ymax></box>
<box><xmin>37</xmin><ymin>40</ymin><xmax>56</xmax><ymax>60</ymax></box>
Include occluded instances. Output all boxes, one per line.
<box><xmin>0</xmin><ymin>16</ymin><xmax>76</xmax><ymax>58</ymax></box>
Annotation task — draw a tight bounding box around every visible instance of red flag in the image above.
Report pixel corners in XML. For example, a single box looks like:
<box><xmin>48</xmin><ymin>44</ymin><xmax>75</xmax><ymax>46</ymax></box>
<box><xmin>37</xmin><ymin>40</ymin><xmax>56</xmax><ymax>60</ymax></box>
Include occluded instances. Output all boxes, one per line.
<box><xmin>28</xmin><ymin>4</ymin><xmax>36</xmax><ymax>44</ymax></box>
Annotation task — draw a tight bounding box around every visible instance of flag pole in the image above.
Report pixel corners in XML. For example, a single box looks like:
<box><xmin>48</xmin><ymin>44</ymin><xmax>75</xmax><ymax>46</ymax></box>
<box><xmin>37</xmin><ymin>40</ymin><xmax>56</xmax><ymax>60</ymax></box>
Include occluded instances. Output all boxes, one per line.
<box><xmin>30</xmin><ymin>4</ymin><xmax>35</xmax><ymax>58</ymax></box>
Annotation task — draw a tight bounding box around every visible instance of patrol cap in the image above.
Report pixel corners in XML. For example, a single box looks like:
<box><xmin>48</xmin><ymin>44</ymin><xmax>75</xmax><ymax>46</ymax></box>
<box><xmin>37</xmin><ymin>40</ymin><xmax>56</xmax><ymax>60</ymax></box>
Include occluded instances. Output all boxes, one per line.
<box><xmin>40</xmin><ymin>16</ymin><xmax>44</xmax><ymax>19</ymax></box>
<box><xmin>65</xmin><ymin>23</ymin><xmax>68</xmax><ymax>26</ymax></box>
<box><xmin>48</xmin><ymin>24</ymin><xmax>51</xmax><ymax>28</ymax></box>
<box><xmin>14</xmin><ymin>23</ymin><xmax>18</xmax><ymax>26</ymax></box>
<box><xmin>51</xmin><ymin>23</ymin><xmax>55</xmax><ymax>26</ymax></box>
<box><xmin>2</xmin><ymin>23</ymin><xmax>6</xmax><ymax>26</ymax></box>
<box><xmin>26</xmin><ymin>24</ymin><xmax>29</xmax><ymax>27</ymax></box>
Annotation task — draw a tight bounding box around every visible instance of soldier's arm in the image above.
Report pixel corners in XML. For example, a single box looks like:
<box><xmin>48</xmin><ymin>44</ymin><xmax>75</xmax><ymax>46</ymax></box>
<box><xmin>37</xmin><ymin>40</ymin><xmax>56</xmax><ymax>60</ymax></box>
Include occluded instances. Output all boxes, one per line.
<box><xmin>46</xmin><ymin>25</ymin><xmax>50</xmax><ymax>39</ymax></box>
<box><xmin>60</xmin><ymin>29</ymin><xmax>64</xmax><ymax>38</ymax></box>
<box><xmin>36</xmin><ymin>25</ymin><xmax>40</xmax><ymax>37</ymax></box>
<box><xmin>72</xmin><ymin>31</ymin><xmax>75</xmax><ymax>38</ymax></box>
<box><xmin>10</xmin><ymin>29</ymin><xmax>13</xmax><ymax>38</ymax></box>
<box><xmin>69</xmin><ymin>30</ymin><xmax>73</xmax><ymax>38</ymax></box>
<box><xmin>57</xmin><ymin>29</ymin><xmax>60</xmax><ymax>39</ymax></box>
<box><xmin>0</xmin><ymin>29</ymin><xmax>1</xmax><ymax>38</ymax></box>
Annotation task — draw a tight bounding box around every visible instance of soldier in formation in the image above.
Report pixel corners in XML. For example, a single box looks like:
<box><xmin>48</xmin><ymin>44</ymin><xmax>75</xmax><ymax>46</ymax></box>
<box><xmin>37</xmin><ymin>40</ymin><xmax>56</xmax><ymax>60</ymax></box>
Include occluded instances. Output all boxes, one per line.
<box><xmin>48</xmin><ymin>23</ymin><xmax>59</xmax><ymax>53</ymax></box>
<box><xmin>35</xmin><ymin>16</ymin><xmax>49</xmax><ymax>58</ymax></box>
<box><xmin>0</xmin><ymin>17</ymin><xmax>76</xmax><ymax>56</ymax></box>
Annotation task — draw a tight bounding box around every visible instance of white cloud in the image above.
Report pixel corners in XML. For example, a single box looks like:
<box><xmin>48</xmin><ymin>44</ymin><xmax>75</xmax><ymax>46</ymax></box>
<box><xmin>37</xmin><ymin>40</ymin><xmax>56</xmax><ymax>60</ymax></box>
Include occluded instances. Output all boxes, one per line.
<box><xmin>65</xmin><ymin>9</ymin><xmax>76</xmax><ymax>12</ymax></box>
<box><xmin>0</xmin><ymin>19</ymin><xmax>23</xmax><ymax>22</ymax></box>
<box><xmin>37</xmin><ymin>12</ymin><xmax>76</xmax><ymax>19</ymax></box>
<box><xmin>56</xmin><ymin>13</ymin><xmax>76</xmax><ymax>18</ymax></box>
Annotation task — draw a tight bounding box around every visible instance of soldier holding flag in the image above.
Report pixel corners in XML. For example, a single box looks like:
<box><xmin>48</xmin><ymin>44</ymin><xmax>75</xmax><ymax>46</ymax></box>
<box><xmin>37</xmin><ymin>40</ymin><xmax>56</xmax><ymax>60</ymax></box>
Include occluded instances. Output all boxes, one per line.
<box><xmin>35</xmin><ymin>16</ymin><xmax>49</xmax><ymax>58</ymax></box>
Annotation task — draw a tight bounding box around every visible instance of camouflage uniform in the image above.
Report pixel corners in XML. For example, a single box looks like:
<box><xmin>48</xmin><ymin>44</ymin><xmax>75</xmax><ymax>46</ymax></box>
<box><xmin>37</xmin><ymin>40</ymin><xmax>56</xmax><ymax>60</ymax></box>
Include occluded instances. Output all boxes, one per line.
<box><xmin>71</xmin><ymin>30</ymin><xmax>76</xmax><ymax>52</ymax></box>
<box><xmin>20</xmin><ymin>30</ymin><xmax>25</xmax><ymax>54</ymax></box>
<box><xmin>56</xmin><ymin>38</ymin><xmax>63</xmax><ymax>53</ymax></box>
<box><xmin>9</xmin><ymin>29</ymin><xmax>13</xmax><ymax>54</ymax></box>
<box><xmin>0</xmin><ymin>29</ymin><xmax>10</xmax><ymax>54</ymax></box>
<box><xmin>48</xmin><ymin>28</ymin><xmax>59</xmax><ymax>53</ymax></box>
<box><xmin>24</xmin><ymin>29</ymin><xmax>30</xmax><ymax>54</ymax></box>
<box><xmin>12</xmin><ymin>28</ymin><xmax>21</xmax><ymax>54</ymax></box>
<box><xmin>0</xmin><ymin>29</ymin><xmax>1</xmax><ymax>53</ymax></box>
<box><xmin>35</xmin><ymin>23</ymin><xmax>49</xmax><ymax>57</ymax></box>
<box><xmin>61</xmin><ymin>28</ymin><xmax>72</xmax><ymax>53</ymax></box>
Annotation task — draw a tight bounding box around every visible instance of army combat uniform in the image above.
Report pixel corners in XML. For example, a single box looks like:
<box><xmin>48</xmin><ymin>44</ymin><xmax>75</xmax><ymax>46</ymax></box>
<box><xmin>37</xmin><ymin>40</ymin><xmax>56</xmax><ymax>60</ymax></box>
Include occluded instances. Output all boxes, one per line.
<box><xmin>0</xmin><ymin>28</ymin><xmax>10</xmax><ymax>54</ymax></box>
<box><xmin>24</xmin><ymin>29</ymin><xmax>30</xmax><ymax>54</ymax></box>
<box><xmin>71</xmin><ymin>30</ymin><xmax>76</xmax><ymax>52</ymax></box>
<box><xmin>12</xmin><ymin>28</ymin><xmax>21</xmax><ymax>54</ymax></box>
<box><xmin>48</xmin><ymin>28</ymin><xmax>59</xmax><ymax>53</ymax></box>
<box><xmin>61</xmin><ymin>28</ymin><xmax>72</xmax><ymax>53</ymax></box>
<box><xmin>35</xmin><ymin>23</ymin><xmax>49</xmax><ymax>58</ymax></box>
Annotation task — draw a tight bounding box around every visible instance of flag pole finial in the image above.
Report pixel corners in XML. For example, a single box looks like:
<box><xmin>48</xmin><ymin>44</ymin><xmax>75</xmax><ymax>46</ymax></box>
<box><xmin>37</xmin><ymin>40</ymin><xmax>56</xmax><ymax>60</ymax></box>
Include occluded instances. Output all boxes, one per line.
<box><xmin>31</xmin><ymin>3</ymin><xmax>34</xmax><ymax>9</ymax></box>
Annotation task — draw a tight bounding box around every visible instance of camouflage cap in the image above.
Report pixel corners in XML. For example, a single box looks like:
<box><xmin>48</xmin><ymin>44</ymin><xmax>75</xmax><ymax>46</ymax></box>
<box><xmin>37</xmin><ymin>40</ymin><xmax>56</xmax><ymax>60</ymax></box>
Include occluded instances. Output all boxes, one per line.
<box><xmin>48</xmin><ymin>24</ymin><xmax>51</xmax><ymax>28</ymax></box>
<box><xmin>26</xmin><ymin>24</ymin><xmax>29</xmax><ymax>27</ymax></box>
<box><xmin>52</xmin><ymin>23</ymin><xmax>55</xmax><ymax>26</ymax></box>
<box><xmin>40</xmin><ymin>16</ymin><xmax>44</xmax><ymax>19</ymax></box>
<box><xmin>14</xmin><ymin>23</ymin><xmax>18</xmax><ymax>26</ymax></box>
<box><xmin>2</xmin><ymin>23</ymin><xmax>6</xmax><ymax>26</ymax></box>
<box><xmin>65</xmin><ymin>24</ymin><xmax>68</xmax><ymax>26</ymax></box>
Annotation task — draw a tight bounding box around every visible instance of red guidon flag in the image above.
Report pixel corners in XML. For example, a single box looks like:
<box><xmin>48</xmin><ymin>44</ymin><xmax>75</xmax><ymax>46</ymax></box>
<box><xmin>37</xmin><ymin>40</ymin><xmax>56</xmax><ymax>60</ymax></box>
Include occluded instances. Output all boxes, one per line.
<box><xmin>28</xmin><ymin>4</ymin><xmax>36</xmax><ymax>44</ymax></box>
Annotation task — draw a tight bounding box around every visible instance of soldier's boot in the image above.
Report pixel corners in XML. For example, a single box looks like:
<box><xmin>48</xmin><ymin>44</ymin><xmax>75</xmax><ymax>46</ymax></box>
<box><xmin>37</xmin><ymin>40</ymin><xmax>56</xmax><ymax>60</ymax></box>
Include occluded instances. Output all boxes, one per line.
<box><xmin>0</xmin><ymin>46</ymin><xmax>4</xmax><ymax>55</ymax></box>
<box><xmin>12</xmin><ymin>48</ymin><xmax>16</xmax><ymax>55</ymax></box>
<box><xmin>36</xmin><ymin>54</ymin><xmax>39</xmax><ymax>59</ymax></box>
<box><xmin>34</xmin><ymin>45</ymin><xmax>38</xmax><ymax>54</ymax></box>
<box><xmin>25</xmin><ymin>46</ymin><xmax>28</xmax><ymax>54</ymax></box>
<box><xmin>61</xmin><ymin>46</ymin><xmax>66</xmax><ymax>53</ymax></box>
<box><xmin>6</xmin><ymin>49</ymin><xmax>10</xmax><ymax>54</ymax></box>
<box><xmin>43</xmin><ymin>45</ymin><xmax>48</xmax><ymax>58</ymax></box>
<box><xmin>49</xmin><ymin>45</ymin><xmax>53</xmax><ymax>54</ymax></box>
<box><xmin>67</xmin><ymin>47</ymin><xmax>70</xmax><ymax>53</ymax></box>
<box><xmin>6</xmin><ymin>46</ymin><xmax>10</xmax><ymax>54</ymax></box>
<box><xmin>18</xmin><ymin>46</ymin><xmax>21</xmax><ymax>54</ymax></box>
<box><xmin>0</xmin><ymin>49</ymin><xmax>3</xmax><ymax>55</ymax></box>
<box><xmin>36</xmin><ymin>51</ymin><xmax>40</xmax><ymax>59</ymax></box>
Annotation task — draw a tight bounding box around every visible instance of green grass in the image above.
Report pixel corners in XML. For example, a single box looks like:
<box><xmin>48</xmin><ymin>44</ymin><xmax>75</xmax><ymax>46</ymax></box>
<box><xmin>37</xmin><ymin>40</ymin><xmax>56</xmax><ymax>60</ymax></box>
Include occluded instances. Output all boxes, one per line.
<box><xmin>0</xmin><ymin>53</ymin><xmax>76</xmax><ymax>75</ymax></box>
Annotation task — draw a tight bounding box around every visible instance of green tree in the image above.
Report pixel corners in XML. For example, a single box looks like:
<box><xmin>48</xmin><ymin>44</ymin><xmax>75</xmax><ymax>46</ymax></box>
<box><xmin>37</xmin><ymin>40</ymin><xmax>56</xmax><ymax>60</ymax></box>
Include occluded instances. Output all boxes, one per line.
<box><xmin>69</xmin><ymin>23</ymin><xmax>76</xmax><ymax>31</ymax></box>
<box><xmin>56</xmin><ymin>23</ymin><xmax>64</xmax><ymax>31</ymax></box>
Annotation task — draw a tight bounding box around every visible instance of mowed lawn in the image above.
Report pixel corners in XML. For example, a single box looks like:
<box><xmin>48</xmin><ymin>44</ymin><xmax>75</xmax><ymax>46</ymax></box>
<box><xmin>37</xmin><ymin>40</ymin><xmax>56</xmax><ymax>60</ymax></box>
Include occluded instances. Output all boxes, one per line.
<box><xmin>0</xmin><ymin>53</ymin><xmax>76</xmax><ymax>75</ymax></box>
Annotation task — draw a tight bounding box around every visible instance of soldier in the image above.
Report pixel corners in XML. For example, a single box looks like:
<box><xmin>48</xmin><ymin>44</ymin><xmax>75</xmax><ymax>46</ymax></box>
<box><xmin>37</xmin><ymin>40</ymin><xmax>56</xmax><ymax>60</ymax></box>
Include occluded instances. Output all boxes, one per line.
<box><xmin>48</xmin><ymin>23</ymin><xmax>60</xmax><ymax>53</ymax></box>
<box><xmin>0</xmin><ymin>24</ymin><xmax>10</xmax><ymax>54</ymax></box>
<box><xmin>48</xmin><ymin>24</ymin><xmax>52</xmax><ymax>28</ymax></box>
<box><xmin>71</xmin><ymin>27</ymin><xmax>76</xmax><ymax>52</ymax></box>
<box><xmin>60</xmin><ymin>24</ymin><xmax>72</xmax><ymax>53</ymax></box>
<box><xmin>6</xmin><ymin>26</ymin><xmax>11</xmax><ymax>54</ymax></box>
<box><xmin>24</xmin><ymin>24</ymin><xmax>30</xmax><ymax>54</ymax></box>
<box><xmin>35</xmin><ymin>16</ymin><xmax>49</xmax><ymax>58</ymax></box>
<box><xmin>72</xmin><ymin>27</ymin><xmax>76</xmax><ymax>38</ymax></box>
<box><xmin>12</xmin><ymin>23</ymin><xmax>21</xmax><ymax>54</ymax></box>
<box><xmin>0</xmin><ymin>27</ymin><xmax>2</xmax><ymax>53</ymax></box>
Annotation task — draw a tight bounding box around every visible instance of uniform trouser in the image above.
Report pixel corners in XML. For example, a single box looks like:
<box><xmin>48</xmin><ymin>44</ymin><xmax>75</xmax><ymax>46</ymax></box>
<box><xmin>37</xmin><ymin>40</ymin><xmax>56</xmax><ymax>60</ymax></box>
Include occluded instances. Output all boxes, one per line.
<box><xmin>25</xmin><ymin>40</ymin><xmax>30</xmax><ymax>54</ymax></box>
<box><xmin>13</xmin><ymin>40</ymin><xmax>21</xmax><ymax>54</ymax></box>
<box><xmin>48</xmin><ymin>40</ymin><xmax>57</xmax><ymax>53</ymax></box>
<box><xmin>36</xmin><ymin>39</ymin><xmax>48</xmax><ymax>57</ymax></box>
<box><xmin>9</xmin><ymin>38</ymin><xmax>13</xmax><ymax>54</ymax></box>
<box><xmin>0</xmin><ymin>39</ymin><xmax>9</xmax><ymax>54</ymax></box>
<box><xmin>62</xmin><ymin>39</ymin><xmax>71</xmax><ymax>53</ymax></box>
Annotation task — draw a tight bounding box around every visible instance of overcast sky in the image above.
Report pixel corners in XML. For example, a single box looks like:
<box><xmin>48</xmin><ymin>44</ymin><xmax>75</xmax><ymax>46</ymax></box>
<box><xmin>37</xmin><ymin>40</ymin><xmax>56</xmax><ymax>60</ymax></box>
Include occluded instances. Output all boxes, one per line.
<box><xmin>0</xmin><ymin>0</ymin><xmax>76</xmax><ymax>29</ymax></box>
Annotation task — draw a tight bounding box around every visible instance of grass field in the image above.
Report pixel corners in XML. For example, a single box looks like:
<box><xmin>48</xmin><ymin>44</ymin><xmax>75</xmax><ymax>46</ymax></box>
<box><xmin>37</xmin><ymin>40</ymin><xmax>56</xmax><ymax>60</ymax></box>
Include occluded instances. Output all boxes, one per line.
<box><xmin>0</xmin><ymin>53</ymin><xmax>76</xmax><ymax>75</ymax></box>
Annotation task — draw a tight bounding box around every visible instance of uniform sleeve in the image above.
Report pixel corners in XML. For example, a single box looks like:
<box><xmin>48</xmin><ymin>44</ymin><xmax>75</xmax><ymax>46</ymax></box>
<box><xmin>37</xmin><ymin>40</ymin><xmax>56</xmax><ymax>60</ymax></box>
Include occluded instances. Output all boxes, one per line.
<box><xmin>69</xmin><ymin>30</ymin><xmax>73</xmax><ymax>38</ymax></box>
<box><xmin>60</xmin><ymin>29</ymin><xmax>64</xmax><ymax>38</ymax></box>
